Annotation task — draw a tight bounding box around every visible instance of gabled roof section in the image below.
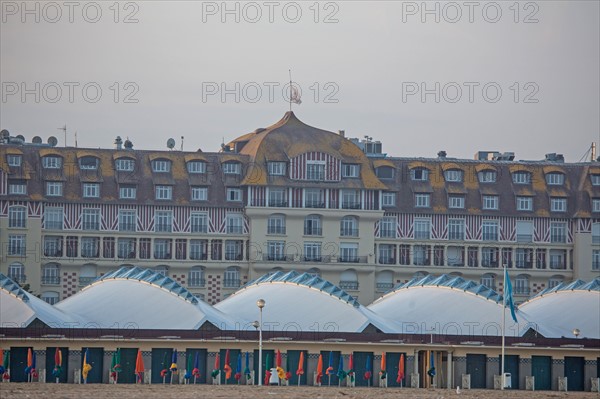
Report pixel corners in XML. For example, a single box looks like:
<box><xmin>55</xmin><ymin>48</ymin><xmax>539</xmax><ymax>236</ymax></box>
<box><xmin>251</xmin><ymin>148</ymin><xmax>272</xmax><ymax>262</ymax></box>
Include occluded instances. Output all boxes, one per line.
<box><xmin>0</xmin><ymin>273</ymin><xmax>29</xmax><ymax>302</ymax></box>
<box><xmin>92</xmin><ymin>266</ymin><xmax>198</xmax><ymax>304</ymax></box>
<box><xmin>244</xmin><ymin>270</ymin><xmax>361</xmax><ymax>307</ymax></box>
<box><xmin>529</xmin><ymin>277</ymin><xmax>600</xmax><ymax>299</ymax></box>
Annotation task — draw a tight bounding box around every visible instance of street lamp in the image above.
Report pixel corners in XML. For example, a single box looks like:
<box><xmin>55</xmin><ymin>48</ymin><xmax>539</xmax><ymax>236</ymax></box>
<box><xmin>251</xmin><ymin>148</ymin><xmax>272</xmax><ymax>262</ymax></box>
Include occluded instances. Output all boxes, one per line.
<box><xmin>257</xmin><ymin>299</ymin><xmax>266</xmax><ymax>386</ymax></box>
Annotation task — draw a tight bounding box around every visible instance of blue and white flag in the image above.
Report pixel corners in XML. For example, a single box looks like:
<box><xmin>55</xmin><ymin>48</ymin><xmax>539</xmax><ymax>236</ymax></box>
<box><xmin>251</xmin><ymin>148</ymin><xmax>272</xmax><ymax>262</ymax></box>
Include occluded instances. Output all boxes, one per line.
<box><xmin>504</xmin><ymin>268</ymin><xmax>518</xmax><ymax>323</ymax></box>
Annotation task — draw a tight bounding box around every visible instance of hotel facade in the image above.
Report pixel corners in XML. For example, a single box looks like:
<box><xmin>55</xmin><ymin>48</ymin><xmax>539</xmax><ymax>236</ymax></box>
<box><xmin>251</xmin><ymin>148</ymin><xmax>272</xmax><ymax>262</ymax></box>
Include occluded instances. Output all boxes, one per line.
<box><xmin>1</xmin><ymin>112</ymin><xmax>599</xmax><ymax>305</ymax></box>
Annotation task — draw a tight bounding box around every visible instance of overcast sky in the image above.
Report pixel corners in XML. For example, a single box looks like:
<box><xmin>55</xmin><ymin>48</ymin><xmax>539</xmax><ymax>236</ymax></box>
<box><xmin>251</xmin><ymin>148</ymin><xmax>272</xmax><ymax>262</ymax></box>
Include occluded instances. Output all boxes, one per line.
<box><xmin>1</xmin><ymin>1</ymin><xmax>599</xmax><ymax>161</ymax></box>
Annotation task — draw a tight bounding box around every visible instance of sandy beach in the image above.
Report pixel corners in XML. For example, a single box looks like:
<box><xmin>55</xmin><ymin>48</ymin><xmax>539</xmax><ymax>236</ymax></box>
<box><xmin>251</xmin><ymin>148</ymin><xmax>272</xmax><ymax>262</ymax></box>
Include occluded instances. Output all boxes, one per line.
<box><xmin>1</xmin><ymin>384</ymin><xmax>598</xmax><ymax>399</ymax></box>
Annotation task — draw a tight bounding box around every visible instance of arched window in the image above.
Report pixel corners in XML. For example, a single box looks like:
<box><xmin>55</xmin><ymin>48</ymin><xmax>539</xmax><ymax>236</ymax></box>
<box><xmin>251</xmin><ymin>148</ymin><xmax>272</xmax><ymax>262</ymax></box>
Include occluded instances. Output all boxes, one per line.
<box><xmin>8</xmin><ymin>205</ymin><xmax>26</xmax><ymax>228</ymax></box>
<box><xmin>478</xmin><ymin>169</ymin><xmax>497</xmax><ymax>183</ymax></box>
<box><xmin>188</xmin><ymin>266</ymin><xmax>205</xmax><ymax>287</ymax></box>
<box><xmin>339</xmin><ymin>269</ymin><xmax>359</xmax><ymax>290</ymax></box>
<box><xmin>155</xmin><ymin>265</ymin><xmax>169</xmax><ymax>276</ymax></box>
<box><xmin>223</xmin><ymin>266</ymin><xmax>240</xmax><ymax>288</ymax></box>
<box><xmin>340</xmin><ymin>216</ymin><xmax>358</xmax><ymax>237</ymax></box>
<box><xmin>376</xmin><ymin>270</ymin><xmax>394</xmax><ymax>292</ymax></box>
<box><xmin>79</xmin><ymin>156</ymin><xmax>99</xmax><ymax>170</ymax></box>
<box><xmin>267</xmin><ymin>214</ymin><xmax>286</xmax><ymax>235</ymax></box>
<box><xmin>444</xmin><ymin>169</ymin><xmax>464</xmax><ymax>182</ymax></box>
<box><xmin>41</xmin><ymin>263</ymin><xmax>60</xmax><ymax>285</ymax></box>
<box><xmin>304</xmin><ymin>214</ymin><xmax>322</xmax><ymax>236</ymax></box>
<box><xmin>41</xmin><ymin>291</ymin><xmax>60</xmax><ymax>305</ymax></box>
<box><xmin>548</xmin><ymin>275</ymin><xmax>564</xmax><ymax>289</ymax></box>
<box><xmin>306</xmin><ymin>267</ymin><xmax>321</xmax><ymax>277</ymax></box>
<box><xmin>79</xmin><ymin>264</ymin><xmax>97</xmax><ymax>286</ymax></box>
<box><xmin>8</xmin><ymin>262</ymin><xmax>25</xmax><ymax>283</ymax></box>
<box><xmin>375</xmin><ymin>166</ymin><xmax>394</xmax><ymax>179</ymax></box>
<box><xmin>152</xmin><ymin>159</ymin><xmax>171</xmax><ymax>173</ymax></box>
<box><xmin>515</xmin><ymin>274</ymin><xmax>530</xmax><ymax>295</ymax></box>
<box><xmin>410</xmin><ymin>168</ymin><xmax>429</xmax><ymax>181</ymax></box>
<box><xmin>480</xmin><ymin>273</ymin><xmax>496</xmax><ymax>290</ymax></box>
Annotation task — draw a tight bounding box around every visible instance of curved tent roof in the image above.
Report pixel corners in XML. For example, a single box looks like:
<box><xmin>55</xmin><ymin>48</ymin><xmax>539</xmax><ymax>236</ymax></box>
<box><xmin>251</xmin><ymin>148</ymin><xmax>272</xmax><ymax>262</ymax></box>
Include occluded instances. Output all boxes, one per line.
<box><xmin>518</xmin><ymin>278</ymin><xmax>600</xmax><ymax>339</ymax></box>
<box><xmin>215</xmin><ymin>271</ymin><xmax>393</xmax><ymax>333</ymax></box>
<box><xmin>368</xmin><ymin>274</ymin><xmax>532</xmax><ymax>336</ymax></box>
<box><xmin>55</xmin><ymin>267</ymin><xmax>236</xmax><ymax>330</ymax></box>
<box><xmin>0</xmin><ymin>273</ymin><xmax>81</xmax><ymax>328</ymax></box>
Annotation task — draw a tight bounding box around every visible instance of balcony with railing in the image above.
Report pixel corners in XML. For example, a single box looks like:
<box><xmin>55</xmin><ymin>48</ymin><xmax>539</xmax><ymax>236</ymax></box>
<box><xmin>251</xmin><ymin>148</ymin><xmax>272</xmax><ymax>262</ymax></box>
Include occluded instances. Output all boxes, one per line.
<box><xmin>263</xmin><ymin>254</ymin><xmax>294</xmax><ymax>262</ymax></box>
<box><xmin>8</xmin><ymin>274</ymin><xmax>26</xmax><ymax>283</ymax></box>
<box><xmin>155</xmin><ymin>224</ymin><xmax>172</xmax><ymax>233</ymax></box>
<box><xmin>378</xmin><ymin>257</ymin><xmax>395</xmax><ymax>265</ymax></box>
<box><xmin>78</xmin><ymin>276</ymin><xmax>96</xmax><ymax>286</ymax></box>
<box><xmin>515</xmin><ymin>260</ymin><xmax>533</xmax><ymax>269</ymax></box>
<box><xmin>44</xmin><ymin>221</ymin><xmax>63</xmax><ymax>230</ymax></box>
<box><xmin>267</xmin><ymin>226</ymin><xmax>286</xmax><ymax>235</ymax></box>
<box><xmin>517</xmin><ymin>234</ymin><xmax>533</xmax><ymax>243</ymax></box>
<box><xmin>227</xmin><ymin>226</ymin><xmax>243</xmax><ymax>234</ymax></box>
<box><xmin>41</xmin><ymin>276</ymin><xmax>60</xmax><ymax>285</ymax></box>
<box><xmin>190</xmin><ymin>252</ymin><xmax>208</xmax><ymax>260</ymax></box>
<box><xmin>304</xmin><ymin>227</ymin><xmax>322</xmax><ymax>236</ymax></box>
<box><xmin>481</xmin><ymin>260</ymin><xmax>499</xmax><ymax>268</ymax></box>
<box><xmin>514</xmin><ymin>286</ymin><xmax>531</xmax><ymax>295</ymax></box>
<box><xmin>376</xmin><ymin>282</ymin><xmax>394</xmax><ymax>292</ymax></box>
<box><xmin>119</xmin><ymin>223</ymin><xmax>136</xmax><ymax>232</ymax></box>
<box><xmin>380</xmin><ymin>229</ymin><xmax>396</xmax><ymax>238</ymax></box>
<box><xmin>339</xmin><ymin>281</ymin><xmax>359</xmax><ymax>290</ymax></box>
<box><xmin>223</xmin><ymin>278</ymin><xmax>241</xmax><ymax>288</ymax></box>
<box><xmin>549</xmin><ymin>260</ymin><xmax>566</xmax><ymax>270</ymax></box>
<box><xmin>341</xmin><ymin>201</ymin><xmax>361</xmax><ymax>210</ymax></box>
<box><xmin>303</xmin><ymin>255</ymin><xmax>332</xmax><ymax>263</ymax></box>
<box><xmin>340</xmin><ymin>228</ymin><xmax>359</xmax><ymax>237</ymax></box>
<box><xmin>188</xmin><ymin>278</ymin><xmax>206</xmax><ymax>288</ymax></box>
<box><xmin>268</xmin><ymin>201</ymin><xmax>288</xmax><ymax>207</ymax></box>
<box><xmin>305</xmin><ymin>201</ymin><xmax>325</xmax><ymax>209</ymax></box>
<box><xmin>593</xmin><ymin>235</ymin><xmax>600</xmax><ymax>245</ymax></box>
<box><xmin>338</xmin><ymin>255</ymin><xmax>368</xmax><ymax>263</ymax></box>
<box><xmin>154</xmin><ymin>252</ymin><xmax>172</xmax><ymax>260</ymax></box>
<box><xmin>225</xmin><ymin>253</ymin><xmax>244</xmax><ymax>261</ymax></box>
<box><xmin>44</xmin><ymin>249</ymin><xmax>63</xmax><ymax>257</ymax></box>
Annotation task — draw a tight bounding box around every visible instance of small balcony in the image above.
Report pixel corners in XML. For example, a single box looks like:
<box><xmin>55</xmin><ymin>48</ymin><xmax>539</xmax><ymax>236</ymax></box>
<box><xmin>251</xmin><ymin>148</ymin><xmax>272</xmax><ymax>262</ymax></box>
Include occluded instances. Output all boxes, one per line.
<box><xmin>303</xmin><ymin>255</ymin><xmax>331</xmax><ymax>263</ymax></box>
<box><xmin>155</xmin><ymin>224</ymin><xmax>172</xmax><ymax>233</ymax></box>
<box><xmin>78</xmin><ymin>276</ymin><xmax>96</xmax><ymax>286</ymax></box>
<box><xmin>119</xmin><ymin>223</ymin><xmax>137</xmax><ymax>232</ymax></box>
<box><xmin>305</xmin><ymin>202</ymin><xmax>325</xmax><ymax>209</ymax></box>
<box><xmin>514</xmin><ymin>287</ymin><xmax>531</xmax><ymax>295</ymax></box>
<box><xmin>380</xmin><ymin>230</ymin><xmax>396</xmax><ymax>238</ymax></box>
<box><xmin>304</xmin><ymin>227</ymin><xmax>322</xmax><ymax>236</ymax></box>
<box><xmin>44</xmin><ymin>221</ymin><xmax>63</xmax><ymax>230</ymax></box>
<box><xmin>153</xmin><ymin>252</ymin><xmax>172</xmax><ymax>260</ymax></box>
<box><xmin>378</xmin><ymin>257</ymin><xmax>395</xmax><ymax>265</ymax></box>
<box><xmin>227</xmin><ymin>227</ymin><xmax>243</xmax><ymax>234</ymax></box>
<box><xmin>188</xmin><ymin>278</ymin><xmax>206</xmax><ymax>288</ymax></box>
<box><xmin>341</xmin><ymin>202</ymin><xmax>361</xmax><ymax>210</ymax></box>
<box><xmin>223</xmin><ymin>278</ymin><xmax>241</xmax><ymax>288</ymax></box>
<box><xmin>225</xmin><ymin>253</ymin><xmax>244</xmax><ymax>261</ymax></box>
<box><xmin>517</xmin><ymin>234</ymin><xmax>533</xmax><ymax>243</ymax></box>
<box><xmin>339</xmin><ymin>281</ymin><xmax>359</xmax><ymax>290</ymax></box>
<box><xmin>190</xmin><ymin>253</ymin><xmax>208</xmax><ymax>261</ymax></box>
<box><xmin>41</xmin><ymin>276</ymin><xmax>60</xmax><ymax>285</ymax></box>
<box><xmin>340</xmin><ymin>228</ymin><xmax>359</xmax><ymax>237</ymax></box>
<box><xmin>338</xmin><ymin>256</ymin><xmax>368</xmax><ymax>263</ymax></box>
<box><xmin>8</xmin><ymin>274</ymin><xmax>26</xmax><ymax>284</ymax></box>
<box><xmin>376</xmin><ymin>282</ymin><xmax>394</xmax><ymax>292</ymax></box>
<box><xmin>268</xmin><ymin>201</ymin><xmax>288</xmax><ymax>207</ymax></box>
<box><xmin>263</xmin><ymin>254</ymin><xmax>294</xmax><ymax>262</ymax></box>
<box><xmin>267</xmin><ymin>227</ymin><xmax>286</xmax><ymax>235</ymax></box>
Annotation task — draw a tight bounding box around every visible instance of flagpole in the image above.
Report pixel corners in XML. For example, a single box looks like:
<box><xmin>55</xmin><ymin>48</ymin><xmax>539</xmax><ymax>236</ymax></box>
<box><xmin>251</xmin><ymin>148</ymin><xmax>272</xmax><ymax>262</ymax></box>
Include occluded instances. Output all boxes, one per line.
<box><xmin>501</xmin><ymin>263</ymin><xmax>506</xmax><ymax>391</ymax></box>
<box><xmin>289</xmin><ymin>69</ymin><xmax>292</xmax><ymax>111</ymax></box>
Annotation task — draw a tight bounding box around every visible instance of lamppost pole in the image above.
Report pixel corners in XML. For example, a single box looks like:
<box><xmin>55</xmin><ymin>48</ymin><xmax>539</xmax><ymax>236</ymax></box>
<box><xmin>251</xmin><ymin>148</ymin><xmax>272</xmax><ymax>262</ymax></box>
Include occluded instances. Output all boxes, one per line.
<box><xmin>257</xmin><ymin>299</ymin><xmax>265</xmax><ymax>386</ymax></box>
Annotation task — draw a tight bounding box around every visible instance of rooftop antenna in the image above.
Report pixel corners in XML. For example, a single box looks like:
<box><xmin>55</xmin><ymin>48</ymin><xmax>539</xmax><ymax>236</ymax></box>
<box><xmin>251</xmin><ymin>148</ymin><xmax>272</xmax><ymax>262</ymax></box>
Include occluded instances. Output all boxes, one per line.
<box><xmin>57</xmin><ymin>124</ymin><xmax>67</xmax><ymax>147</ymax></box>
<box><xmin>74</xmin><ymin>131</ymin><xmax>78</xmax><ymax>148</ymax></box>
<box><xmin>288</xmin><ymin>69</ymin><xmax>301</xmax><ymax>111</ymax></box>
<box><xmin>181</xmin><ymin>136</ymin><xmax>184</xmax><ymax>151</ymax></box>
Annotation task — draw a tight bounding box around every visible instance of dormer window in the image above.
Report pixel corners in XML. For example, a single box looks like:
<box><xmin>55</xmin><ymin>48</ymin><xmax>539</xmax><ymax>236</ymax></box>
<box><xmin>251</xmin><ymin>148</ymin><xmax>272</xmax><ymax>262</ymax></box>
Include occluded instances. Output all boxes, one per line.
<box><xmin>306</xmin><ymin>161</ymin><xmax>325</xmax><ymax>181</ymax></box>
<box><xmin>268</xmin><ymin>162</ymin><xmax>286</xmax><ymax>176</ymax></box>
<box><xmin>115</xmin><ymin>158</ymin><xmax>135</xmax><ymax>171</ymax></box>
<box><xmin>342</xmin><ymin>164</ymin><xmax>360</xmax><ymax>178</ymax></box>
<box><xmin>411</xmin><ymin>168</ymin><xmax>429</xmax><ymax>181</ymax></box>
<box><xmin>222</xmin><ymin>162</ymin><xmax>241</xmax><ymax>175</ymax></box>
<box><xmin>79</xmin><ymin>156</ymin><xmax>99</xmax><ymax>170</ymax></box>
<box><xmin>512</xmin><ymin>171</ymin><xmax>531</xmax><ymax>184</ymax></box>
<box><xmin>152</xmin><ymin>159</ymin><xmax>171</xmax><ymax>173</ymax></box>
<box><xmin>187</xmin><ymin>161</ymin><xmax>207</xmax><ymax>174</ymax></box>
<box><xmin>478</xmin><ymin>170</ymin><xmax>497</xmax><ymax>183</ymax></box>
<box><xmin>42</xmin><ymin>156</ymin><xmax>62</xmax><ymax>169</ymax></box>
<box><xmin>591</xmin><ymin>174</ymin><xmax>600</xmax><ymax>186</ymax></box>
<box><xmin>375</xmin><ymin>166</ymin><xmax>394</xmax><ymax>179</ymax></box>
<box><xmin>546</xmin><ymin>173</ymin><xmax>564</xmax><ymax>185</ymax></box>
<box><xmin>444</xmin><ymin>169</ymin><xmax>463</xmax><ymax>182</ymax></box>
<box><xmin>7</xmin><ymin>154</ymin><xmax>22</xmax><ymax>167</ymax></box>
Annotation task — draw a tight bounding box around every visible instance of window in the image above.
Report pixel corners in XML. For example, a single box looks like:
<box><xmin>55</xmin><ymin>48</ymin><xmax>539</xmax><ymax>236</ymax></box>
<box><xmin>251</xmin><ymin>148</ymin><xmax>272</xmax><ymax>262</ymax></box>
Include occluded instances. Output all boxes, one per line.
<box><xmin>222</xmin><ymin>162</ymin><xmax>241</xmax><ymax>174</ymax></box>
<box><xmin>550</xmin><ymin>222</ymin><xmax>566</xmax><ymax>243</ymax></box>
<box><xmin>478</xmin><ymin>170</ymin><xmax>497</xmax><ymax>183</ymax></box>
<box><xmin>339</xmin><ymin>269</ymin><xmax>359</xmax><ymax>290</ymax></box>
<box><xmin>413</xmin><ymin>245</ymin><xmax>429</xmax><ymax>265</ymax></box>
<box><xmin>593</xmin><ymin>250</ymin><xmax>600</xmax><ymax>270</ymax></box>
<box><xmin>550</xmin><ymin>197</ymin><xmax>566</xmax><ymax>212</ymax></box>
<box><xmin>411</xmin><ymin>168</ymin><xmax>429</xmax><ymax>181</ymax></box>
<box><xmin>515</xmin><ymin>248</ymin><xmax>533</xmax><ymax>268</ymax></box>
<box><xmin>155</xmin><ymin>185</ymin><xmax>173</xmax><ymax>200</ymax></box>
<box><xmin>415</xmin><ymin>193</ymin><xmax>430</xmax><ymax>208</ymax></box>
<box><xmin>115</xmin><ymin>158</ymin><xmax>135</xmax><ymax>171</ymax></box>
<box><xmin>593</xmin><ymin>199</ymin><xmax>600</xmax><ymax>213</ymax></box>
<box><xmin>7</xmin><ymin>154</ymin><xmax>22</xmax><ymax>166</ymax></box>
<box><xmin>481</xmin><ymin>247</ymin><xmax>498</xmax><ymax>267</ymax></box>
<box><xmin>516</xmin><ymin>220</ymin><xmax>533</xmax><ymax>242</ymax></box>
<box><xmin>223</xmin><ymin>266</ymin><xmax>240</xmax><ymax>288</ymax></box>
<box><xmin>8</xmin><ymin>206</ymin><xmax>26</xmax><ymax>228</ymax></box>
<box><xmin>414</xmin><ymin>218</ymin><xmax>431</xmax><ymax>240</ymax></box>
<box><xmin>304</xmin><ymin>215</ymin><xmax>322</xmax><ymax>236</ymax></box>
<box><xmin>46</xmin><ymin>182</ymin><xmax>63</xmax><ymax>197</ymax></box>
<box><xmin>83</xmin><ymin>183</ymin><xmax>100</xmax><ymax>198</ymax></box>
<box><xmin>191</xmin><ymin>187</ymin><xmax>208</xmax><ymax>201</ymax></box>
<box><xmin>226</xmin><ymin>188</ymin><xmax>242</xmax><ymax>202</ymax></box>
<box><xmin>82</xmin><ymin>209</ymin><xmax>100</xmax><ymax>230</ymax></box>
<box><xmin>190</xmin><ymin>240</ymin><xmax>208</xmax><ymax>260</ymax></box>
<box><xmin>341</xmin><ymin>189</ymin><xmax>360</xmax><ymax>209</ymax></box>
<box><xmin>119</xmin><ymin>185</ymin><xmax>136</xmax><ymax>199</ymax></box>
<box><xmin>516</xmin><ymin>196</ymin><xmax>533</xmax><ymax>211</ymax></box>
<box><xmin>514</xmin><ymin>275</ymin><xmax>530</xmax><ymax>295</ymax></box>
<box><xmin>117</xmin><ymin>238</ymin><xmax>136</xmax><ymax>259</ymax></box>
<box><xmin>268</xmin><ymin>162</ymin><xmax>286</xmax><ymax>176</ymax></box>
<box><xmin>226</xmin><ymin>214</ymin><xmax>243</xmax><ymax>234</ymax></box>
<box><xmin>188</xmin><ymin>266</ymin><xmax>205</xmax><ymax>287</ymax></box>
<box><xmin>225</xmin><ymin>240</ymin><xmax>243</xmax><ymax>260</ymax></box>
<box><xmin>8</xmin><ymin>235</ymin><xmax>26</xmax><ymax>255</ymax></box>
<box><xmin>187</xmin><ymin>161</ymin><xmax>206</xmax><ymax>174</ymax></box>
<box><xmin>378</xmin><ymin>245</ymin><xmax>395</xmax><ymax>265</ymax></box>
<box><xmin>591</xmin><ymin>174</ymin><xmax>600</xmax><ymax>186</ymax></box>
<box><xmin>268</xmin><ymin>188</ymin><xmax>287</xmax><ymax>207</ymax></box>
<box><xmin>342</xmin><ymin>164</ymin><xmax>360</xmax><ymax>178</ymax></box>
<box><xmin>482</xmin><ymin>195</ymin><xmax>499</xmax><ymax>210</ymax></box>
<box><xmin>267</xmin><ymin>214</ymin><xmax>286</xmax><ymax>235</ymax></box>
<box><xmin>152</xmin><ymin>159</ymin><xmax>171</xmax><ymax>172</ymax></box>
<box><xmin>8</xmin><ymin>182</ymin><xmax>26</xmax><ymax>195</ymax></box>
<box><xmin>266</xmin><ymin>241</ymin><xmax>286</xmax><ymax>261</ymax></box>
<box><xmin>155</xmin><ymin>265</ymin><xmax>169</xmax><ymax>276</ymax></box>
<box><xmin>306</xmin><ymin>161</ymin><xmax>325</xmax><ymax>181</ymax></box>
<box><xmin>41</xmin><ymin>291</ymin><xmax>59</xmax><ymax>305</ymax></box>
<box><xmin>155</xmin><ymin>210</ymin><xmax>172</xmax><ymax>232</ymax></box>
<box><xmin>480</xmin><ymin>273</ymin><xmax>496</xmax><ymax>290</ymax></box>
<box><xmin>549</xmin><ymin>249</ymin><xmax>566</xmax><ymax>269</ymax></box>
<box><xmin>119</xmin><ymin>210</ymin><xmax>136</xmax><ymax>232</ymax></box>
<box><xmin>482</xmin><ymin>220</ymin><xmax>499</xmax><ymax>241</ymax></box>
<box><xmin>592</xmin><ymin>223</ymin><xmax>600</xmax><ymax>244</ymax></box>
<box><xmin>81</xmin><ymin>237</ymin><xmax>99</xmax><ymax>258</ymax></box>
<box><xmin>44</xmin><ymin>207</ymin><xmax>63</xmax><ymax>230</ymax></box>
<box><xmin>444</xmin><ymin>169</ymin><xmax>463</xmax><ymax>182</ymax></box>
<box><xmin>305</xmin><ymin>189</ymin><xmax>324</xmax><ymax>208</ymax></box>
<box><xmin>512</xmin><ymin>171</ymin><xmax>531</xmax><ymax>184</ymax></box>
<box><xmin>380</xmin><ymin>217</ymin><xmax>396</xmax><ymax>238</ymax></box>
<box><xmin>339</xmin><ymin>243</ymin><xmax>359</xmax><ymax>263</ymax></box>
<box><xmin>546</xmin><ymin>173</ymin><xmax>564</xmax><ymax>185</ymax></box>
<box><xmin>43</xmin><ymin>236</ymin><xmax>62</xmax><ymax>257</ymax></box>
<box><xmin>449</xmin><ymin>196</ymin><xmax>465</xmax><ymax>209</ymax></box>
<box><xmin>382</xmin><ymin>192</ymin><xmax>395</xmax><ymax>207</ymax></box>
<box><xmin>448</xmin><ymin>219</ymin><xmax>465</xmax><ymax>240</ymax></box>
<box><xmin>190</xmin><ymin>212</ymin><xmax>208</xmax><ymax>233</ymax></box>
<box><xmin>42</xmin><ymin>156</ymin><xmax>62</xmax><ymax>169</ymax></box>
<box><xmin>8</xmin><ymin>263</ymin><xmax>25</xmax><ymax>283</ymax></box>
<box><xmin>154</xmin><ymin>239</ymin><xmax>172</xmax><ymax>259</ymax></box>
<box><xmin>340</xmin><ymin>216</ymin><xmax>358</xmax><ymax>237</ymax></box>
<box><xmin>376</xmin><ymin>166</ymin><xmax>394</xmax><ymax>179</ymax></box>
<box><xmin>79</xmin><ymin>156</ymin><xmax>98</xmax><ymax>170</ymax></box>
<box><xmin>548</xmin><ymin>275</ymin><xmax>564</xmax><ymax>288</ymax></box>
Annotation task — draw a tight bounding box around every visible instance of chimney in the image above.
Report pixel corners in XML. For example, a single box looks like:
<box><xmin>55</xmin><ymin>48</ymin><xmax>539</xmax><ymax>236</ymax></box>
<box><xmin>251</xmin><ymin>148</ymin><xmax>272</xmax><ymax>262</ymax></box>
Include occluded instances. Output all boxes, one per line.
<box><xmin>338</xmin><ymin>130</ymin><xmax>345</xmax><ymax>138</ymax></box>
<box><xmin>592</xmin><ymin>142</ymin><xmax>597</xmax><ymax>162</ymax></box>
<box><xmin>437</xmin><ymin>150</ymin><xmax>447</xmax><ymax>159</ymax></box>
<box><xmin>114</xmin><ymin>136</ymin><xmax>123</xmax><ymax>150</ymax></box>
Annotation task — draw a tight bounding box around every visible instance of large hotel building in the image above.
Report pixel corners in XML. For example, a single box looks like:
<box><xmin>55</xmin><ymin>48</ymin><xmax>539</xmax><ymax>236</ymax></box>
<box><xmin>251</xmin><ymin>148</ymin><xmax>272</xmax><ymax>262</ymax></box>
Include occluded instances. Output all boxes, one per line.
<box><xmin>1</xmin><ymin>112</ymin><xmax>599</xmax><ymax>305</ymax></box>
